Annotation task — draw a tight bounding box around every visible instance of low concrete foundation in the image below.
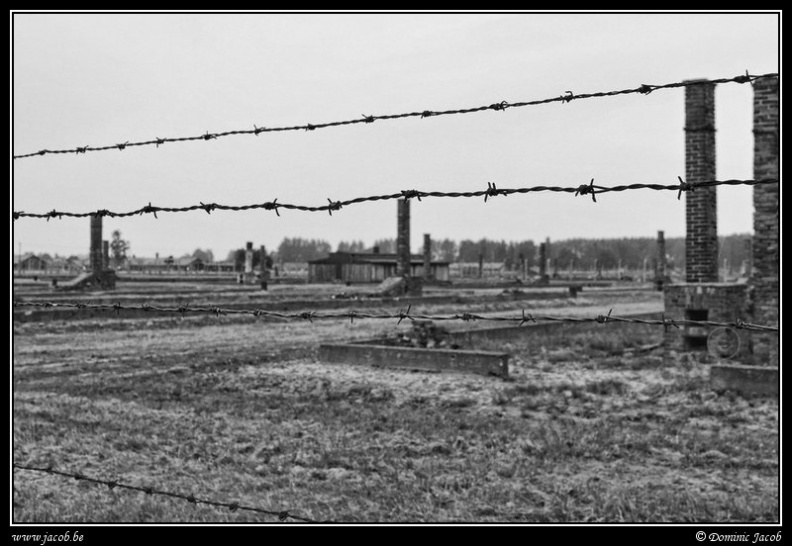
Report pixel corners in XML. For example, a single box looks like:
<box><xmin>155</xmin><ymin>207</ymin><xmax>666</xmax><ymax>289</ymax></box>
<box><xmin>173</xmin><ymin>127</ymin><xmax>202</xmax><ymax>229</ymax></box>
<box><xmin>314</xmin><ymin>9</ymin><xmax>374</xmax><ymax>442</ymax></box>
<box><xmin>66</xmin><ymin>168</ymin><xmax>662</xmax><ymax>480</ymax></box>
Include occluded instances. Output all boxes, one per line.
<box><xmin>57</xmin><ymin>270</ymin><xmax>117</xmax><ymax>291</ymax></box>
<box><xmin>710</xmin><ymin>364</ymin><xmax>779</xmax><ymax>397</ymax></box>
<box><xmin>318</xmin><ymin>343</ymin><xmax>509</xmax><ymax>378</ymax></box>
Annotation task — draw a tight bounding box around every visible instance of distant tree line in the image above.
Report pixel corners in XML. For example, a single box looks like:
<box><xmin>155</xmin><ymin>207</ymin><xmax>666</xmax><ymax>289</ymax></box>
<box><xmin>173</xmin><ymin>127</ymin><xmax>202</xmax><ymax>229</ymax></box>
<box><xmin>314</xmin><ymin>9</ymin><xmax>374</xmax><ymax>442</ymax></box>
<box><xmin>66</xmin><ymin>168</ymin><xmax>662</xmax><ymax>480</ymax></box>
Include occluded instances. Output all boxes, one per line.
<box><xmin>262</xmin><ymin>234</ymin><xmax>754</xmax><ymax>273</ymax></box>
<box><xmin>273</xmin><ymin>238</ymin><xmax>332</xmax><ymax>263</ymax></box>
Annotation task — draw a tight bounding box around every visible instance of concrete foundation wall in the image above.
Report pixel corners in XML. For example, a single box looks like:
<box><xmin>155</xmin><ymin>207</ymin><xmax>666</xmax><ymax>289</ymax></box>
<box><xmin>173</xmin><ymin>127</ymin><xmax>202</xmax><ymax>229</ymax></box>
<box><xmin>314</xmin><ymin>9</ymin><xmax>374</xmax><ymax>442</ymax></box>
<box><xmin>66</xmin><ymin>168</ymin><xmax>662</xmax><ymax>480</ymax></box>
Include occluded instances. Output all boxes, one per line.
<box><xmin>710</xmin><ymin>364</ymin><xmax>778</xmax><ymax>397</ymax></box>
<box><xmin>318</xmin><ymin>343</ymin><xmax>509</xmax><ymax>378</ymax></box>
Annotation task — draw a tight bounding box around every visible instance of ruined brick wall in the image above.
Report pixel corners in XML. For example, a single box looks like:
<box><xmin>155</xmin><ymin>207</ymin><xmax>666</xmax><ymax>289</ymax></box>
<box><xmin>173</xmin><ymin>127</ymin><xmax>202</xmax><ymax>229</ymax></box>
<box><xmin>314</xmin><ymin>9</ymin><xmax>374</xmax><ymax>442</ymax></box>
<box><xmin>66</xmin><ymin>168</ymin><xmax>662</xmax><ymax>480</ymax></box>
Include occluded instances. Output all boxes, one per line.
<box><xmin>664</xmin><ymin>283</ymin><xmax>751</xmax><ymax>354</ymax></box>
<box><xmin>751</xmin><ymin>76</ymin><xmax>779</xmax><ymax>365</ymax></box>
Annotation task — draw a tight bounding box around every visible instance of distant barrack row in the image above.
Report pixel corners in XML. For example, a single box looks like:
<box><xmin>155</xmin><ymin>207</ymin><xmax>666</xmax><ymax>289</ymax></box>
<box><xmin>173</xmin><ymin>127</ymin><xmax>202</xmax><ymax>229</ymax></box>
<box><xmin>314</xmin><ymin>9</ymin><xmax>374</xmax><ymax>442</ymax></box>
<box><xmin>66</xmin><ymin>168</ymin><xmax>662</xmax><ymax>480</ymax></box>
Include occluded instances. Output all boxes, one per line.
<box><xmin>11</xmin><ymin>177</ymin><xmax>779</xmax><ymax>221</ymax></box>
<box><xmin>12</xmin><ymin>72</ymin><xmax>777</xmax><ymax>160</ymax></box>
<box><xmin>11</xmin><ymin>301</ymin><xmax>779</xmax><ymax>332</ymax></box>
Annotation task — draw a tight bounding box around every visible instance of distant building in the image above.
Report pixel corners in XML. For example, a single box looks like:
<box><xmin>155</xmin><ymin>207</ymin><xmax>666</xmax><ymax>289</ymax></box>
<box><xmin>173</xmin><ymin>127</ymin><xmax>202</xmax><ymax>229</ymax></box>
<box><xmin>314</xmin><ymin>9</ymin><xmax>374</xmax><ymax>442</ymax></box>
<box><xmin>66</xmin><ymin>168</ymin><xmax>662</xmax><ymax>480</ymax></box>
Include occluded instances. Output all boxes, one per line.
<box><xmin>279</xmin><ymin>262</ymin><xmax>309</xmax><ymax>278</ymax></box>
<box><xmin>126</xmin><ymin>256</ymin><xmax>235</xmax><ymax>273</ymax></box>
<box><xmin>127</xmin><ymin>256</ymin><xmax>170</xmax><ymax>273</ymax></box>
<box><xmin>449</xmin><ymin>262</ymin><xmax>505</xmax><ymax>278</ymax></box>
<box><xmin>308</xmin><ymin>251</ymin><xmax>450</xmax><ymax>283</ymax></box>
<box><xmin>174</xmin><ymin>256</ymin><xmax>205</xmax><ymax>271</ymax></box>
<box><xmin>204</xmin><ymin>260</ymin><xmax>236</xmax><ymax>273</ymax></box>
<box><xmin>15</xmin><ymin>253</ymin><xmax>48</xmax><ymax>271</ymax></box>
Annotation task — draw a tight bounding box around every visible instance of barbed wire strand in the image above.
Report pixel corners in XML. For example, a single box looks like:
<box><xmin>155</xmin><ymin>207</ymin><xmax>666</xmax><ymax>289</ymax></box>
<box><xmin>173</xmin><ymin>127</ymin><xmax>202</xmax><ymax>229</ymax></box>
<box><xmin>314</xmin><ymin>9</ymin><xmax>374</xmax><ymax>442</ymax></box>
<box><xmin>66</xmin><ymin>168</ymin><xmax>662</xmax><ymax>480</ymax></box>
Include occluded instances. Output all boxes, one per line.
<box><xmin>12</xmin><ymin>462</ymin><xmax>320</xmax><ymax>523</ymax></box>
<box><xmin>11</xmin><ymin>301</ymin><xmax>778</xmax><ymax>332</ymax></box>
<box><xmin>12</xmin><ymin>178</ymin><xmax>778</xmax><ymax>221</ymax></box>
<box><xmin>13</xmin><ymin>72</ymin><xmax>777</xmax><ymax>160</ymax></box>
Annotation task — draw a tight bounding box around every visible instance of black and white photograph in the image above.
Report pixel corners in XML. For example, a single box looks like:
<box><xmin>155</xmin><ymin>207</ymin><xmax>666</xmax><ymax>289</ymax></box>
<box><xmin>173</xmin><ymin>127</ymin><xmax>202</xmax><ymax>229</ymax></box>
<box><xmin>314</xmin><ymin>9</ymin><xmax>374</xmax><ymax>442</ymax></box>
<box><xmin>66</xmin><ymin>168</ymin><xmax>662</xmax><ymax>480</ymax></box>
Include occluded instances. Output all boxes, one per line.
<box><xmin>10</xmin><ymin>10</ymin><xmax>780</xmax><ymax>536</ymax></box>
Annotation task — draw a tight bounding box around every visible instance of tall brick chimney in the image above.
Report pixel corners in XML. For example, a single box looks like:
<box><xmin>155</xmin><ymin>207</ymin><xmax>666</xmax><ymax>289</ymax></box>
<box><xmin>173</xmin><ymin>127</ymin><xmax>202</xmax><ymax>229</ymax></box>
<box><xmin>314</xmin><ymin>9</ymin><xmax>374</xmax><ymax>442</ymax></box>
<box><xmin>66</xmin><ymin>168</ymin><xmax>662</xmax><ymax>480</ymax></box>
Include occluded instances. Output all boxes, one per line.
<box><xmin>423</xmin><ymin>233</ymin><xmax>432</xmax><ymax>279</ymax></box>
<box><xmin>663</xmin><ymin>79</ymin><xmax>754</xmax><ymax>355</ymax></box>
<box><xmin>259</xmin><ymin>245</ymin><xmax>269</xmax><ymax>290</ymax></box>
<box><xmin>684</xmin><ymin>81</ymin><xmax>718</xmax><ymax>282</ymax></box>
<box><xmin>751</xmin><ymin>76</ymin><xmax>779</xmax><ymax>364</ymax></box>
<box><xmin>396</xmin><ymin>199</ymin><xmax>411</xmax><ymax>277</ymax></box>
<box><xmin>103</xmin><ymin>240</ymin><xmax>110</xmax><ymax>270</ymax></box>
<box><xmin>539</xmin><ymin>243</ymin><xmax>547</xmax><ymax>278</ymax></box>
<box><xmin>90</xmin><ymin>216</ymin><xmax>103</xmax><ymax>273</ymax></box>
<box><xmin>655</xmin><ymin>230</ymin><xmax>667</xmax><ymax>289</ymax></box>
<box><xmin>245</xmin><ymin>242</ymin><xmax>254</xmax><ymax>275</ymax></box>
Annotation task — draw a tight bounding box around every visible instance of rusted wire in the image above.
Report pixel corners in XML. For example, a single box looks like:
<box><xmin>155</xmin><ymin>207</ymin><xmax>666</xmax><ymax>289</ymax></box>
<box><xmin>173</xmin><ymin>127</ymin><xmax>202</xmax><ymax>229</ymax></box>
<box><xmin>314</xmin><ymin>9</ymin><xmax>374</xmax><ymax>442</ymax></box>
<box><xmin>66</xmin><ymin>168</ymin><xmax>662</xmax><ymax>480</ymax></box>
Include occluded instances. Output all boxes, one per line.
<box><xmin>11</xmin><ymin>301</ymin><xmax>778</xmax><ymax>332</ymax></box>
<box><xmin>12</xmin><ymin>462</ymin><xmax>319</xmax><ymax>523</ymax></box>
<box><xmin>12</xmin><ymin>73</ymin><xmax>777</xmax><ymax>160</ymax></box>
<box><xmin>11</xmin><ymin>178</ymin><xmax>778</xmax><ymax>221</ymax></box>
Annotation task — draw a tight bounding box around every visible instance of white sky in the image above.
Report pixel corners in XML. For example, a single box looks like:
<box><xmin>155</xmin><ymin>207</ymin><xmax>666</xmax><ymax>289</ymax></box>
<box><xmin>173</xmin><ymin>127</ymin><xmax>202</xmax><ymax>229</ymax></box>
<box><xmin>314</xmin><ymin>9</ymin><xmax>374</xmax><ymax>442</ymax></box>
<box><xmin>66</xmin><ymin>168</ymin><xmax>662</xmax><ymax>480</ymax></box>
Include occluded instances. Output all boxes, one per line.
<box><xmin>11</xmin><ymin>11</ymin><xmax>780</xmax><ymax>260</ymax></box>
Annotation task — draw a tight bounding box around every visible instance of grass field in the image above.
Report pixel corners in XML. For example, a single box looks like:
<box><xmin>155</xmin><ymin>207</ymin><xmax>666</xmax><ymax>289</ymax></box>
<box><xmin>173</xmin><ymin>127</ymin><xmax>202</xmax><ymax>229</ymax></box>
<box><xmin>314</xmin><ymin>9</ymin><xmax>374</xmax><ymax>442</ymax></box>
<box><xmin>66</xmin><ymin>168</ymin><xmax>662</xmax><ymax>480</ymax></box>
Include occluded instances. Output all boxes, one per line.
<box><xmin>12</xmin><ymin>287</ymin><xmax>779</xmax><ymax>523</ymax></box>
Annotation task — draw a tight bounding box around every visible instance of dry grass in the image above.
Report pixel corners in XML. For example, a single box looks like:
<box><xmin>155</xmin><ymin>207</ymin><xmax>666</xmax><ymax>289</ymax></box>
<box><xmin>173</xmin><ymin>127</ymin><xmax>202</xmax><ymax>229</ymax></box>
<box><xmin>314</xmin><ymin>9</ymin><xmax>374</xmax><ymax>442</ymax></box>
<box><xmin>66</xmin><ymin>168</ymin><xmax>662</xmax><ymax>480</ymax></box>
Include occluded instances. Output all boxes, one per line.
<box><xmin>12</xmin><ymin>291</ymin><xmax>778</xmax><ymax>523</ymax></box>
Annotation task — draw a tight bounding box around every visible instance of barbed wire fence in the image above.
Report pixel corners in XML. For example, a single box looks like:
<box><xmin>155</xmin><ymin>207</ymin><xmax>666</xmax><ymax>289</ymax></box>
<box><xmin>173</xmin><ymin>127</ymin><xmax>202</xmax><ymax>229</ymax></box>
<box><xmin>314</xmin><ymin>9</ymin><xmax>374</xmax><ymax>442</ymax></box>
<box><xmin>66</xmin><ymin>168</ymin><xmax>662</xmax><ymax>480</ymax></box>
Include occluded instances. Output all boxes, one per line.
<box><xmin>11</xmin><ymin>300</ymin><xmax>780</xmax><ymax>332</ymax></box>
<box><xmin>12</xmin><ymin>463</ymin><xmax>318</xmax><ymax>523</ymax></box>
<box><xmin>12</xmin><ymin>178</ymin><xmax>779</xmax><ymax>221</ymax></box>
<box><xmin>12</xmin><ymin>71</ymin><xmax>780</xmax><ymax>523</ymax></box>
<box><xmin>12</xmin><ymin>72</ymin><xmax>775</xmax><ymax>160</ymax></box>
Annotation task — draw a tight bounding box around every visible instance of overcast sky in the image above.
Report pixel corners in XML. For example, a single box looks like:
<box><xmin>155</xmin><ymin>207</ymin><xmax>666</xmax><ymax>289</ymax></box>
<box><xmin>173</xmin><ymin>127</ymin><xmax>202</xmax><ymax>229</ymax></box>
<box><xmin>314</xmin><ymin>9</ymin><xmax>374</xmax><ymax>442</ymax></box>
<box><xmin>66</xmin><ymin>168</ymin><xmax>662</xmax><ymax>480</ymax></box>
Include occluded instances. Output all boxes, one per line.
<box><xmin>11</xmin><ymin>12</ymin><xmax>780</xmax><ymax>261</ymax></box>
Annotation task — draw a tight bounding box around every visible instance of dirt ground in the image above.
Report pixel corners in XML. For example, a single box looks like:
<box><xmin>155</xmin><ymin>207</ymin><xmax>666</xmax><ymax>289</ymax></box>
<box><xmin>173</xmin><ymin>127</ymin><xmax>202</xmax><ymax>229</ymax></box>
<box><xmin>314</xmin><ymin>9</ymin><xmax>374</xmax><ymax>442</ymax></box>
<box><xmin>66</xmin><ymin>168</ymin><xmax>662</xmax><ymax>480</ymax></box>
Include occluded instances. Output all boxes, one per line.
<box><xmin>11</xmin><ymin>286</ymin><xmax>779</xmax><ymax>523</ymax></box>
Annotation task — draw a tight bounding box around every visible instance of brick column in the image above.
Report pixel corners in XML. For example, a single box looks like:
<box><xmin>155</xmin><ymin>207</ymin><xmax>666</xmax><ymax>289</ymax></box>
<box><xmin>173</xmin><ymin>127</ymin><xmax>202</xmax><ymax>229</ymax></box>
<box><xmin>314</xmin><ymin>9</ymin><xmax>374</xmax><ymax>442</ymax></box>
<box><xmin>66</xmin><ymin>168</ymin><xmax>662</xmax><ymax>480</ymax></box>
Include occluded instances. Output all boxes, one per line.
<box><xmin>655</xmin><ymin>230</ymin><xmax>667</xmax><ymax>289</ymax></box>
<box><xmin>245</xmin><ymin>242</ymin><xmax>254</xmax><ymax>275</ymax></box>
<box><xmin>396</xmin><ymin>199</ymin><xmax>411</xmax><ymax>277</ymax></box>
<box><xmin>684</xmin><ymin>81</ymin><xmax>718</xmax><ymax>283</ymax></box>
<box><xmin>423</xmin><ymin>233</ymin><xmax>432</xmax><ymax>279</ymax></box>
<box><xmin>751</xmin><ymin>76</ymin><xmax>779</xmax><ymax>365</ymax></box>
<box><xmin>260</xmin><ymin>245</ymin><xmax>269</xmax><ymax>290</ymax></box>
<box><xmin>90</xmin><ymin>216</ymin><xmax>103</xmax><ymax>273</ymax></box>
<box><xmin>102</xmin><ymin>240</ymin><xmax>110</xmax><ymax>270</ymax></box>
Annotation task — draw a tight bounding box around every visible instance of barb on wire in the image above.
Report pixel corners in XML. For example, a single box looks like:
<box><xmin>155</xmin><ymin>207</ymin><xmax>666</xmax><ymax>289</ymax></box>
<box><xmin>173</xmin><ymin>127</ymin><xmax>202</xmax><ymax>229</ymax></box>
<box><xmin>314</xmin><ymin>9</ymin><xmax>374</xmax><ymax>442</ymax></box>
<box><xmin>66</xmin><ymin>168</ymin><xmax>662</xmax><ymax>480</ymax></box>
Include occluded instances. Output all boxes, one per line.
<box><xmin>397</xmin><ymin>304</ymin><xmax>413</xmax><ymax>325</ymax></box>
<box><xmin>519</xmin><ymin>310</ymin><xmax>536</xmax><ymax>326</ymax></box>
<box><xmin>677</xmin><ymin>176</ymin><xmax>695</xmax><ymax>200</ymax></box>
<box><xmin>12</xmin><ymin>462</ymin><xmax>318</xmax><ymax>523</ymax></box>
<box><xmin>11</xmin><ymin>178</ymin><xmax>779</xmax><ymax>221</ymax></box>
<box><xmin>326</xmin><ymin>199</ymin><xmax>342</xmax><ymax>216</ymax></box>
<box><xmin>484</xmin><ymin>182</ymin><xmax>505</xmax><ymax>202</ymax></box>
<box><xmin>10</xmin><ymin>301</ymin><xmax>779</xmax><ymax>332</ymax></box>
<box><xmin>12</xmin><ymin>72</ymin><xmax>777</xmax><ymax>160</ymax></box>
<box><xmin>575</xmin><ymin>178</ymin><xmax>597</xmax><ymax>203</ymax></box>
<box><xmin>400</xmin><ymin>190</ymin><xmax>423</xmax><ymax>202</ymax></box>
<box><xmin>596</xmin><ymin>308</ymin><xmax>613</xmax><ymax>324</ymax></box>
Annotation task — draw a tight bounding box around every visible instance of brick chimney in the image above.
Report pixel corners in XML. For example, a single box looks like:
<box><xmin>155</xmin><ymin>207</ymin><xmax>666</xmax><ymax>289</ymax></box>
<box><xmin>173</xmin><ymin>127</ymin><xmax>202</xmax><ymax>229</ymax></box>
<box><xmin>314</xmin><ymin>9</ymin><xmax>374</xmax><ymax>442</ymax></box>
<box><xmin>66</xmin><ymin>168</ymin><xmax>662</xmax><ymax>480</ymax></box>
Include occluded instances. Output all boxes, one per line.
<box><xmin>684</xmin><ymin>81</ymin><xmax>718</xmax><ymax>282</ymax></box>
<box><xmin>655</xmin><ymin>230</ymin><xmax>667</xmax><ymax>289</ymax></box>
<box><xmin>245</xmin><ymin>242</ymin><xmax>254</xmax><ymax>275</ymax></box>
<box><xmin>423</xmin><ymin>233</ymin><xmax>432</xmax><ymax>279</ymax></box>
<box><xmin>90</xmin><ymin>216</ymin><xmax>103</xmax><ymax>273</ymax></box>
<box><xmin>397</xmin><ymin>199</ymin><xmax>411</xmax><ymax>277</ymax></box>
<box><xmin>663</xmin><ymin>79</ymin><xmax>751</xmax><ymax>354</ymax></box>
<box><xmin>103</xmin><ymin>240</ymin><xmax>110</xmax><ymax>270</ymax></box>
